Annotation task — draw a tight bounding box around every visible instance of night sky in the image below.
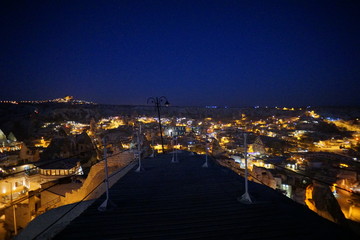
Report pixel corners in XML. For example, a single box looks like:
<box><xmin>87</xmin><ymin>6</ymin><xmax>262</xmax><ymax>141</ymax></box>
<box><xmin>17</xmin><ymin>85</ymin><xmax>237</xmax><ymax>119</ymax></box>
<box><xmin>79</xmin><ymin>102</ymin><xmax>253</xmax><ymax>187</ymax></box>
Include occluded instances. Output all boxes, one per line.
<box><xmin>1</xmin><ymin>0</ymin><xmax>359</xmax><ymax>107</ymax></box>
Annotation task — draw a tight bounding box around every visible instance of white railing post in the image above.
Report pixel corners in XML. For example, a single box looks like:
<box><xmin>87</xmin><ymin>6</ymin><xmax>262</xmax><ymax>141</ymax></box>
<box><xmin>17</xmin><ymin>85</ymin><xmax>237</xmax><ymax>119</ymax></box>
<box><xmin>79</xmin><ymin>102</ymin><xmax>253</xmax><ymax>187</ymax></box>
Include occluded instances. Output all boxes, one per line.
<box><xmin>135</xmin><ymin>126</ymin><xmax>144</xmax><ymax>172</ymax></box>
<box><xmin>171</xmin><ymin>135</ymin><xmax>178</xmax><ymax>163</ymax></box>
<box><xmin>202</xmin><ymin>139</ymin><xmax>209</xmax><ymax>168</ymax></box>
<box><xmin>98</xmin><ymin>137</ymin><xmax>113</xmax><ymax>211</ymax></box>
<box><xmin>239</xmin><ymin>133</ymin><xmax>252</xmax><ymax>204</ymax></box>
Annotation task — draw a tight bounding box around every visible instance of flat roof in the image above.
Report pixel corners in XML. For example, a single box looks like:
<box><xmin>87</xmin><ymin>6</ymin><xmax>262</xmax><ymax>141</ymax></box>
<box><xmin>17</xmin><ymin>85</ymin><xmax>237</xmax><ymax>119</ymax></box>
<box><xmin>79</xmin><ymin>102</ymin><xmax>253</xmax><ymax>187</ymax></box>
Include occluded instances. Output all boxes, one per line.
<box><xmin>54</xmin><ymin>152</ymin><xmax>358</xmax><ymax>239</ymax></box>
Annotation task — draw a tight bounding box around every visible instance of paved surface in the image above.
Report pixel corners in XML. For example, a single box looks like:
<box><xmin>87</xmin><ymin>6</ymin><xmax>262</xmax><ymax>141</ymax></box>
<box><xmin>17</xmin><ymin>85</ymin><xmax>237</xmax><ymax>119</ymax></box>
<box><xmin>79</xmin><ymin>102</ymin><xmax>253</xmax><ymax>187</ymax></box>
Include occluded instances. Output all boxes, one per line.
<box><xmin>54</xmin><ymin>152</ymin><xmax>358</xmax><ymax>239</ymax></box>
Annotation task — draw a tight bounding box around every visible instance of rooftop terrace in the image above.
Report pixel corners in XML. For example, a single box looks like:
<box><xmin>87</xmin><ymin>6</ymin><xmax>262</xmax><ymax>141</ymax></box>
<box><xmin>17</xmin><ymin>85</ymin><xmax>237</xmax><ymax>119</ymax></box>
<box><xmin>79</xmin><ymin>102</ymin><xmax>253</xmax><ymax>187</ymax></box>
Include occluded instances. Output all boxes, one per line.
<box><xmin>54</xmin><ymin>152</ymin><xmax>358</xmax><ymax>239</ymax></box>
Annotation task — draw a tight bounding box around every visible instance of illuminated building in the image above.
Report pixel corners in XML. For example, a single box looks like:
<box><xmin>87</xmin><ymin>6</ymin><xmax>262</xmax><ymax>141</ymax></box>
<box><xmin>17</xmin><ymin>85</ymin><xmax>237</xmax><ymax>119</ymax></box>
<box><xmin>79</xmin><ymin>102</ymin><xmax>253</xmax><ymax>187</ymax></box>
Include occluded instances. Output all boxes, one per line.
<box><xmin>36</xmin><ymin>159</ymin><xmax>83</xmax><ymax>177</ymax></box>
<box><xmin>164</xmin><ymin>126</ymin><xmax>186</xmax><ymax>137</ymax></box>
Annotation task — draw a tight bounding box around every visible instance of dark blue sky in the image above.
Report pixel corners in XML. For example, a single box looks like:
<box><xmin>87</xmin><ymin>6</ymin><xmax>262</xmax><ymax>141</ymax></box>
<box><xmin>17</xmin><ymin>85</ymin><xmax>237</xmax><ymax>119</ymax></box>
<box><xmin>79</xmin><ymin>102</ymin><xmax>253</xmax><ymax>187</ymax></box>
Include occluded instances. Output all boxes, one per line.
<box><xmin>1</xmin><ymin>0</ymin><xmax>359</xmax><ymax>107</ymax></box>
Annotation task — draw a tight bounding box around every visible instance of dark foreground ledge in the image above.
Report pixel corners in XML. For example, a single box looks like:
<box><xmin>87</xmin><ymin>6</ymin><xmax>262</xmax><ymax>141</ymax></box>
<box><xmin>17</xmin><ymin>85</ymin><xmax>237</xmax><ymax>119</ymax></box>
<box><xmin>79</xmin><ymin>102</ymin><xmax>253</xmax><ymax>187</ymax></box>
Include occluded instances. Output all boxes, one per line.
<box><xmin>54</xmin><ymin>152</ymin><xmax>358</xmax><ymax>240</ymax></box>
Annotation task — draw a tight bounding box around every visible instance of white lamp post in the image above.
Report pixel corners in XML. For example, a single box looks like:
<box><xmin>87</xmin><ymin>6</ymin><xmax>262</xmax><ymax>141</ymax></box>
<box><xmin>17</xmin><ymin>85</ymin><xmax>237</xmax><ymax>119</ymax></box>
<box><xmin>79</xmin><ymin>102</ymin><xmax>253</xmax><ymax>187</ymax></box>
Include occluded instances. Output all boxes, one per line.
<box><xmin>239</xmin><ymin>133</ymin><xmax>252</xmax><ymax>204</ymax></box>
<box><xmin>135</xmin><ymin>125</ymin><xmax>144</xmax><ymax>172</ymax></box>
<box><xmin>202</xmin><ymin>139</ymin><xmax>209</xmax><ymax>168</ymax></box>
<box><xmin>171</xmin><ymin>134</ymin><xmax>179</xmax><ymax>163</ymax></box>
<box><xmin>98</xmin><ymin>137</ymin><xmax>112</xmax><ymax>211</ymax></box>
<box><xmin>150</xmin><ymin>130</ymin><xmax>155</xmax><ymax>158</ymax></box>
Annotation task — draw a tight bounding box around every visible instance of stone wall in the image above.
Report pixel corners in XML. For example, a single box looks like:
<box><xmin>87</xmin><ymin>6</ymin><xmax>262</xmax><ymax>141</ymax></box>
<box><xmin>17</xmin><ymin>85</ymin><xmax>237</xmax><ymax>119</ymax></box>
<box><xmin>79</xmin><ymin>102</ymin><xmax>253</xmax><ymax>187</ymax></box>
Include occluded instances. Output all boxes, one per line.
<box><xmin>62</xmin><ymin>150</ymin><xmax>135</xmax><ymax>205</ymax></box>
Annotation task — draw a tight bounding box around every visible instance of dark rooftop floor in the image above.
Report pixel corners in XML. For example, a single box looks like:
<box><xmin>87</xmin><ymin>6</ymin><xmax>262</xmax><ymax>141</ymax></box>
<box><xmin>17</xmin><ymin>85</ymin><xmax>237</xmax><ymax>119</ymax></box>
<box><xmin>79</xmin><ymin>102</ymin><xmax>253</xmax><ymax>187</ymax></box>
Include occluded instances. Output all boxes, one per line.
<box><xmin>54</xmin><ymin>152</ymin><xmax>358</xmax><ymax>240</ymax></box>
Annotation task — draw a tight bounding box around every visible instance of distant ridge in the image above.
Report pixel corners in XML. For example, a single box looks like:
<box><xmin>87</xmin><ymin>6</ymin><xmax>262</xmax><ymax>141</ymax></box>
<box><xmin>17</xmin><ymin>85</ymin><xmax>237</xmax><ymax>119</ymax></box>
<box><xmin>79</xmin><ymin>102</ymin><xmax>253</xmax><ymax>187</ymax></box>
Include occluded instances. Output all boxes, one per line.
<box><xmin>0</xmin><ymin>96</ymin><xmax>97</xmax><ymax>105</ymax></box>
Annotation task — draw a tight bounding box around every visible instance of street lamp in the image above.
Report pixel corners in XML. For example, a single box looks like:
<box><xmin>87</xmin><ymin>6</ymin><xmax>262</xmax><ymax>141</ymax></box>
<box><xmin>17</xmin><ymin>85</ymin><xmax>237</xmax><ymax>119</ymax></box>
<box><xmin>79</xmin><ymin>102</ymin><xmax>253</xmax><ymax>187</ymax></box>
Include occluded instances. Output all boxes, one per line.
<box><xmin>147</xmin><ymin>96</ymin><xmax>169</xmax><ymax>153</ymax></box>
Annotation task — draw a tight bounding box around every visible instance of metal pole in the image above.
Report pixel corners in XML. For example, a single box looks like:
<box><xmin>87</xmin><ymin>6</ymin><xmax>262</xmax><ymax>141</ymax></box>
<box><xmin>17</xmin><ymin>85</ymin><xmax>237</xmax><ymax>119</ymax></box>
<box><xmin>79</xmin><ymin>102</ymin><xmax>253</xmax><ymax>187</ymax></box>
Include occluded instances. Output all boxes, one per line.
<box><xmin>10</xmin><ymin>182</ymin><xmax>17</xmax><ymax>235</ymax></box>
<box><xmin>202</xmin><ymin>139</ymin><xmax>209</xmax><ymax>168</ymax></box>
<box><xmin>175</xmin><ymin>137</ymin><xmax>178</xmax><ymax>162</ymax></box>
<box><xmin>135</xmin><ymin>126</ymin><xmax>143</xmax><ymax>172</ymax></box>
<box><xmin>98</xmin><ymin>138</ymin><xmax>110</xmax><ymax>211</ymax></box>
<box><xmin>244</xmin><ymin>134</ymin><xmax>249</xmax><ymax>194</ymax></box>
<box><xmin>151</xmin><ymin>131</ymin><xmax>155</xmax><ymax>157</ymax></box>
<box><xmin>147</xmin><ymin>96</ymin><xmax>169</xmax><ymax>154</ymax></box>
<box><xmin>171</xmin><ymin>134</ymin><xmax>175</xmax><ymax>162</ymax></box>
<box><xmin>156</xmin><ymin>98</ymin><xmax>165</xmax><ymax>153</ymax></box>
<box><xmin>239</xmin><ymin>133</ymin><xmax>252</xmax><ymax>204</ymax></box>
<box><xmin>171</xmin><ymin>135</ymin><xmax>178</xmax><ymax>163</ymax></box>
<box><xmin>103</xmin><ymin>138</ymin><xmax>109</xmax><ymax>201</ymax></box>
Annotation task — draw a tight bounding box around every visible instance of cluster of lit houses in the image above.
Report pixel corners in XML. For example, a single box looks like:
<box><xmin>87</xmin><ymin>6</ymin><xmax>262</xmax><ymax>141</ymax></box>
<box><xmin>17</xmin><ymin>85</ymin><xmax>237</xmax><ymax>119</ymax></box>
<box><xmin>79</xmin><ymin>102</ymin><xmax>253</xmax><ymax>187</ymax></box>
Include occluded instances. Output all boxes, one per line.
<box><xmin>1</xmin><ymin>109</ymin><xmax>359</xmax><ymax>182</ymax></box>
<box><xmin>0</xmin><ymin>107</ymin><xmax>359</xmax><ymax>235</ymax></box>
